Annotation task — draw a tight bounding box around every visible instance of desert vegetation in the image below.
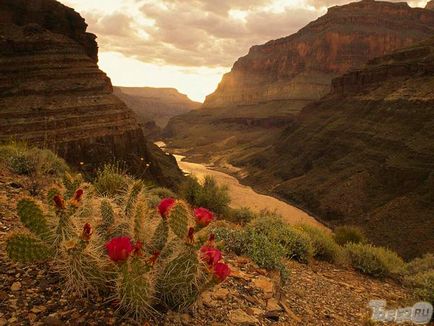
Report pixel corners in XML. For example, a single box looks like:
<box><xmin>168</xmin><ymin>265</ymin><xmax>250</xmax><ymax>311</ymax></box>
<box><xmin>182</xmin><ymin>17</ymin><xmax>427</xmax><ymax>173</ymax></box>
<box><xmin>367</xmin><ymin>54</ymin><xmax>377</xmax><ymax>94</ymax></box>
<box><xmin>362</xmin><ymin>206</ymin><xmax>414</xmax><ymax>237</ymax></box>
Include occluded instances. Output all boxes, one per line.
<box><xmin>1</xmin><ymin>143</ymin><xmax>433</xmax><ymax>324</ymax></box>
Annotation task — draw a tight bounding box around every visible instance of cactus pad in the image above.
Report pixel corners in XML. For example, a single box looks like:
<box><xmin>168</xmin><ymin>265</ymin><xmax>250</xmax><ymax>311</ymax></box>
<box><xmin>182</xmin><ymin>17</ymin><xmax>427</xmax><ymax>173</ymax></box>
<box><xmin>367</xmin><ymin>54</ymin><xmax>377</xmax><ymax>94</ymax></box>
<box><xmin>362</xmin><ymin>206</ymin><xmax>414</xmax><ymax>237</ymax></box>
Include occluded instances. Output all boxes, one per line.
<box><xmin>7</xmin><ymin>234</ymin><xmax>53</xmax><ymax>262</ymax></box>
<box><xmin>17</xmin><ymin>199</ymin><xmax>51</xmax><ymax>240</ymax></box>
<box><xmin>168</xmin><ymin>201</ymin><xmax>190</xmax><ymax>240</ymax></box>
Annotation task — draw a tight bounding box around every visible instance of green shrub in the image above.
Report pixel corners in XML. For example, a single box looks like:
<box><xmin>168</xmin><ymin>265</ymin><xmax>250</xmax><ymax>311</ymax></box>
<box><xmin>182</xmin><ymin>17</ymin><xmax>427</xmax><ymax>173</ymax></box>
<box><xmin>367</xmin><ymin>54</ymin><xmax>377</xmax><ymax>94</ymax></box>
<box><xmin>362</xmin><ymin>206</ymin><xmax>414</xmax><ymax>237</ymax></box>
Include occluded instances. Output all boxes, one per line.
<box><xmin>406</xmin><ymin>254</ymin><xmax>434</xmax><ymax>275</ymax></box>
<box><xmin>212</xmin><ymin>226</ymin><xmax>247</xmax><ymax>255</ymax></box>
<box><xmin>226</xmin><ymin>207</ymin><xmax>257</xmax><ymax>225</ymax></box>
<box><xmin>345</xmin><ymin>243</ymin><xmax>406</xmax><ymax>278</ymax></box>
<box><xmin>404</xmin><ymin>270</ymin><xmax>434</xmax><ymax>303</ymax></box>
<box><xmin>300</xmin><ymin>224</ymin><xmax>345</xmax><ymax>264</ymax></box>
<box><xmin>149</xmin><ymin>187</ymin><xmax>176</xmax><ymax>199</ymax></box>
<box><xmin>180</xmin><ymin>176</ymin><xmax>230</xmax><ymax>215</ymax></box>
<box><xmin>94</xmin><ymin>163</ymin><xmax>129</xmax><ymax>197</ymax></box>
<box><xmin>248</xmin><ymin>216</ymin><xmax>313</xmax><ymax>264</ymax></box>
<box><xmin>0</xmin><ymin>143</ymin><xmax>68</xmax><ymax>177</ymax></box>
<box><xmin>333</xmin><ymin>225</ymin><xmax>367</xmax><ymax>246</ymax></box>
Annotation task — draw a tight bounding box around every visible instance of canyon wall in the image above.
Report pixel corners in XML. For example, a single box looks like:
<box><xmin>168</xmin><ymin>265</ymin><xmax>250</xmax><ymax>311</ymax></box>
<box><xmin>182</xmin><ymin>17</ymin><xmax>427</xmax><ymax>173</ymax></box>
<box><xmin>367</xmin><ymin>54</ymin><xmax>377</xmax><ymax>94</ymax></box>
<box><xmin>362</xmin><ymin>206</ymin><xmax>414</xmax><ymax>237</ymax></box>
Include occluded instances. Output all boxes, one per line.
<box><xmin>238</xmin><ymin>38</ymin><xmax>434</xmax><ymax>259</ymax></box>
<box><xmin>0</xmin><ymin>0</ymin><xmax>183</xmax><ymax>187</ymax></box>
<box><xmin>203</xmin><ymin>0</ymin><xmax>434</xmax><ymax>108</ymax></box>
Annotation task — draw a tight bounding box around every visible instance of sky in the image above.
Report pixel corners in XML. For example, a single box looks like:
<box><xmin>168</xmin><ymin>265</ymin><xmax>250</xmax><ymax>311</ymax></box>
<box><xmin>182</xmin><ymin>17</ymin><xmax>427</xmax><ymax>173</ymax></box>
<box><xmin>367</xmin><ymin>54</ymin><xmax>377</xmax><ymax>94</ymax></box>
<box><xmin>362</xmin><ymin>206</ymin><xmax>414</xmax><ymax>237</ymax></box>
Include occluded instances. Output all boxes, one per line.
<box><xmin>59</xmin><ymin>0</ymin><xmax>429</xmax><ymax>102</ymax></box>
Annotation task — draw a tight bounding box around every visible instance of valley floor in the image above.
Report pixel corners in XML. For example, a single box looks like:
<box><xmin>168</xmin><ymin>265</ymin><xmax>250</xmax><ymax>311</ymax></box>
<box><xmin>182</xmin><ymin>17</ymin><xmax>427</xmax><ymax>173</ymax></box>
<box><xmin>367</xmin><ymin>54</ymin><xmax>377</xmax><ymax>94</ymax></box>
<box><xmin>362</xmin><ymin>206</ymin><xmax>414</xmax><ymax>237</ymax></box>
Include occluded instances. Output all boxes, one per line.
<box><xmin>0</xmin><ymin>163</ymin><xmax>417</xmax><ymax>326</ymax></box>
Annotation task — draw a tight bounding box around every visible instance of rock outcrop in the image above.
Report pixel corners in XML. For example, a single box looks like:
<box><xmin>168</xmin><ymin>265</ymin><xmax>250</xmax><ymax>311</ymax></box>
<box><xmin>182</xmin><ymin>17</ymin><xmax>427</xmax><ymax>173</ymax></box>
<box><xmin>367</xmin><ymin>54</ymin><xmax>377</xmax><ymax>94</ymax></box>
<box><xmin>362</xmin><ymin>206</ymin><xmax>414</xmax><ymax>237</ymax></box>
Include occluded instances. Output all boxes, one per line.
<box><xmin>238</xmin><ymin>38</ymin><xmax>434</xmax><ymax>259</ymax></box>
<box><xmin>0</xmin><ymin>0</ymin><xmax>183</xmax><ymax>187</ymax></box>
<box><xmin>203</xmin><ymin>0</ymin><xmax>434</xmax><ymax>108</ymax></box>
<box><xmin>114</xmin><ymin>87</ymin><xmax>200</xmax><ymax>130</ymax></box>
<box><xmin>426</xmin><ymin>1</ymin><xmax>434</xmax><ymax>10</ymax></box>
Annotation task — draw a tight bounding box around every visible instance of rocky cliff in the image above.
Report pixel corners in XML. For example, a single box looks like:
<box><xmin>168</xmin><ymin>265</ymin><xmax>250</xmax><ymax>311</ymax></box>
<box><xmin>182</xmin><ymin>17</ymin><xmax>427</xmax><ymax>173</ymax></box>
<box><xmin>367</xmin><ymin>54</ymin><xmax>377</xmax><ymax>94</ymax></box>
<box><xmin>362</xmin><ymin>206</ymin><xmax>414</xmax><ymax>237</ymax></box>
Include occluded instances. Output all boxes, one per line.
<box><xmin>427</xmin><ymin>1</ymin><xmax>434</xmax><ymax>10</ymax></box>
<box><xmin>114</xmin><ymin>87</ymin><xmax>200</xmax><ymax>131</ymax></box>
<box><xmin>237</xmin><ymin>38</ymin><xmax>434</xmax><ymax>259</ymax></box>
<box><xmin>203</xmin><ymin>0</ymin><xmax>434</xmax><ymax>108</ymax></box>
<box><xmin>0</xmin><ymin>0</ymin><xmax>183</xmax><ymax>187</ymax></box>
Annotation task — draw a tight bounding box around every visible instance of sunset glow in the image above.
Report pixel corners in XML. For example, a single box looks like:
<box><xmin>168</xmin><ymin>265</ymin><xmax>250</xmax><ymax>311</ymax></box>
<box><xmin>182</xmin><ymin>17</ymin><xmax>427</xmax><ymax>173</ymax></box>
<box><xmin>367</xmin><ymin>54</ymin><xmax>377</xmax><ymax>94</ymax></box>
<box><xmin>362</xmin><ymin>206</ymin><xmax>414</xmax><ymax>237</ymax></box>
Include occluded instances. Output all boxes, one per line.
<box><xmin>59</xmin><ymin>0</ymin><xmax>430</xmax><ymax>102</ymax></box>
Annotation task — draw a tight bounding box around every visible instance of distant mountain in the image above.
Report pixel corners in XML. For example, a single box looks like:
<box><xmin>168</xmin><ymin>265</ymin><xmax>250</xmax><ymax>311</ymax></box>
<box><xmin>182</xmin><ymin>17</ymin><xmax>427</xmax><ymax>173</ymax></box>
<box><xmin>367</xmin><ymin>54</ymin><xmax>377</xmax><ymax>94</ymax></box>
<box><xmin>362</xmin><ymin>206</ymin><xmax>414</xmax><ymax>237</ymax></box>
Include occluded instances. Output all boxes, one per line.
<box><xmin>114</xmin><ymin>87</ymin><xmax>201</xmax><ymax>131</ymax></box>
<box><xmin>165</xmin><ymin>0</ymin><xmax>434</xmax><ymax>162</ymax></box>
<box><xmin>237</xmin><ymin>38</ymin><xmax>434</xmax><ymax>259</ymax></box>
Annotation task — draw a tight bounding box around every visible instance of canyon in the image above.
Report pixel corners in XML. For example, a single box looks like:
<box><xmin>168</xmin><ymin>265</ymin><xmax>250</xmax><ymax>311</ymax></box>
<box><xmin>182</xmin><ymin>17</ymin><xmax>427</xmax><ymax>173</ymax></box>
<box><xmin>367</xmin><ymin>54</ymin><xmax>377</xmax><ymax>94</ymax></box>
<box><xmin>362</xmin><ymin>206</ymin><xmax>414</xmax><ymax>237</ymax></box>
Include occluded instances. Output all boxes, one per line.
<box><xmin>114</xmin><ymin>87</ymin><xmax>200</xmax><ymax>139</ymax></box>
<box><xmin>0</xmin><ymin>0</ymin><xmax>183</xmax><ymax>187</ymax></box>
<box><xmin>165</xmin><ymin>1</ymin><xmax>434</xmax><ymax>258</ymax></box>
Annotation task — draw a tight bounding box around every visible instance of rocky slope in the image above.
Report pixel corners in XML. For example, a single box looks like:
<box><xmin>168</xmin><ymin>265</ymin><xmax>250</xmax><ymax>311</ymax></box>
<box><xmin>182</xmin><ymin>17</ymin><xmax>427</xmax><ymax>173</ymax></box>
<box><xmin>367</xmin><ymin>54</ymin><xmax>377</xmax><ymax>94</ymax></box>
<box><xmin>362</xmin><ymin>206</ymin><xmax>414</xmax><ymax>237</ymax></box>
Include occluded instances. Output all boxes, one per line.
<box><xmin>204</xmin><ymin>0</ymin><xmax>434</xmax><ymax>108</ymax></box>
<box><xmin>236</xmin><ymin>38</ymin><xmax>434</xmax><ymax>259</ymax></box>
<box><xmin>165</xmin><ymin>0</ymin><xmax>434</xmax><ymax>166</ymax></box>
<box><xmin>114</xmin><ymin>87</ymin><xmax>200</xmax><ymax>130</ymax></box>
<box><xmin>427</xmin><ymin>1</ymin><xmax>434</xmax><ymax>10</ymax></box>
<box><xmin>0</xmin><ymin>0</ymin><xmax>183</xmax><ymax>187</ymax></box>
<box><xmin>0</xmin><ymin>168</ymin><xmax>413</xmax><ymax>325</ymax></box>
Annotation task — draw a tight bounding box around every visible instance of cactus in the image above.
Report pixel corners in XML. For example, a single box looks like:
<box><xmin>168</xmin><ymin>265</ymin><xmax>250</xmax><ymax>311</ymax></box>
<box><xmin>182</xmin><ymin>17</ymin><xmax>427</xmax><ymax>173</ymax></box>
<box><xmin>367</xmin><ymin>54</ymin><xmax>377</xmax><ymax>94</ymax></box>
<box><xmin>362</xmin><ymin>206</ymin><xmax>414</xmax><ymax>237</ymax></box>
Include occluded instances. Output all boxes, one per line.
<box><xmin>133</xmin><ymin>201</ymin><xmax>147</xmax><ymax>241</ymax></box>
<box><xmin>151</xmin><ymin>220</ymin><xmax>169</xmax><ymax>252</ymax></box>
<box><xmin>125</xmin><ymin>181</ymin><xmax>143</xmax><ymax>219</ymax></box>
<box><xmin>156</xmin><ymin>247</ymin><xmax>202</xmax><ymax>310</ymax></box>
<box><xmin>63</xmin><ymin>172</ymin><xmax>82</xmax><ymax>199</ymax></box>
<box><xmin>47</xmin><ymin>187</ymin><xmax>61</xmax><ymax>205</ymax></box>
<box><xmin>116</xmin><ymin>257</ymin><xmax>157</xmax><ymax>319</ymax></box>
<box><xmin>17</xmin><ymin>199</ymin><xmax>51</xmax><ymax>241</ymax></box>
<box><xmin>98</xmin><ymin>200</ymin><xmax>115</xmax><ymax>239</ymax></box>
<box><xmin>168</xmin><ymin>201</ymin><xmax>190</xmax><ymax>240</ymax></box>
<box><xmin>6</xmin><ymin>234</ymin><xmax>53</xmax><ymax>262</ymax></box>
<box><xmin>109</xmin><ymin>222</ymin><xmax>132</xmax><ymax>238</ymax></box>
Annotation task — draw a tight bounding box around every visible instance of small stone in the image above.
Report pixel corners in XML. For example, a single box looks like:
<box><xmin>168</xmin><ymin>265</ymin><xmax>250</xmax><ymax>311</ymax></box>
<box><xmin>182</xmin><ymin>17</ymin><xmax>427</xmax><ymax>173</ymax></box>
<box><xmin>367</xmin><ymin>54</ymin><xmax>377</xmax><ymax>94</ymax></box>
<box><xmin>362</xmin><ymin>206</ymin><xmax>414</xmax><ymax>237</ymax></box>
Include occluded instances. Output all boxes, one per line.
<box><xmin>212</xmin><ymin>287</ymin><xmax>229</xmax><ymax>300</ymax></box>
<box><xmin>201</xmin><ymin>292</ymin><xmax>218</xmax><ymax>308</ymax></box>
<box><xmin>180</xmin><ymin>313</ymin><xmax>191</xmax><ymax>325</ymax></box>
<box><xmin>252</xmin><ymin>277</ymin><xmax>274</xmax><ymax>299</ymax></box>
<box><xmin>10</xmin><ymin>281</ymin><xmax>21</xmax><ymax>291</ymax></box>
<box><xmin>0</xmin><ymin>290</ymin><xmax>8</xmax><ymax>301</ymax></box>
<box><xmin>28</xmin><ymin>313</ymin><xmax>37</xmax><ymax>323</ymax></box>
<box><xmin>0</xmin><ymin>318</ymin><xmax>6</xmax><ymax>326</ymax></box>
<box><xmin>264</xmin><ymin>311</ymin><xmax>280</xmax><ymax>322</ymax></box>
<box><xmin>266</xmin><ymin>298</ymin><xmax>282</xmax><ymax>312</ymax></box>
<box><xmin>228</xmin><ymin>309</ymin><xmax>259</xmax><ymax>325</ymax></box>
<box><xmin>43</xmin><ymin>316</ymin><xmax>63</xmax><ymax>326</ymax></box>
<box><xmin>31</xmin><ymin>306</ymin><xmax>47</xmax><ymax>313</ymax></box>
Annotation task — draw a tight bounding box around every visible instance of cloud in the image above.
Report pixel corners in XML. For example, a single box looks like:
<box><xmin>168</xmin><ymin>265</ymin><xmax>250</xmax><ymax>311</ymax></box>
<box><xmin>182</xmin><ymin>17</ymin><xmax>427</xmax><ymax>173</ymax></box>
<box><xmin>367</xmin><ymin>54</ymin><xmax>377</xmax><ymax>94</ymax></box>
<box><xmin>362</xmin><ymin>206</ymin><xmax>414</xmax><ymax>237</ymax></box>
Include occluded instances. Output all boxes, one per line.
<box><xmin>79</xmin><ymin>0</ymin><xmax>318</xmax><ymax>68</ymax></box>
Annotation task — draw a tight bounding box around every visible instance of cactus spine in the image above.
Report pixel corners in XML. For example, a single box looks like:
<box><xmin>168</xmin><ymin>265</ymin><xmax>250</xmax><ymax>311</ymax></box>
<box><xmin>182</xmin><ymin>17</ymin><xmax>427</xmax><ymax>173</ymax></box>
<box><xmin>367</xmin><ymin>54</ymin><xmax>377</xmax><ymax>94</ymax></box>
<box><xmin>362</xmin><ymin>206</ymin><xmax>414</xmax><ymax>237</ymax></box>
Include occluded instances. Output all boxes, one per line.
<box><xmin>6</xmin><ymin>234</ymin><xmax>53</xmax><ymax>262</ymax></box>
<box><xmin>168</xmin><ymin>201</ymin><xmax>190</xmax><ymax>240</ymax></box>
<box><xmin>17</xmin><ymin>199</ymin><xmax>51</xmax><ymax>241</ymax></box>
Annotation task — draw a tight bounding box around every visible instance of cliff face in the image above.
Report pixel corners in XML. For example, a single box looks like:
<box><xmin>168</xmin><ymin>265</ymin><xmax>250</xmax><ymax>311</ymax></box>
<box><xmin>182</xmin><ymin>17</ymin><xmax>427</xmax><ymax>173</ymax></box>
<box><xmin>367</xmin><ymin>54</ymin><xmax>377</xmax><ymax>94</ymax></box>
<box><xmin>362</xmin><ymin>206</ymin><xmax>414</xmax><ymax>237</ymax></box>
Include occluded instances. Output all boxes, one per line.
<box><xmin>0</xmin><ymin>0</ymin><xmax>183</xmax><ymax>187</ymax></box>
<box><xmin>237</xmin><ymin>39</ymin><xmax>434</xmax><ymax>259</ymax></box>
<box><xmin>114</xmin><ymin>87</ymin><xmax>200</xmax><ymax>129</ymax></box>
<box><xmin>427</xmin><ymin>1</ymin><xmax>434</xmax><ymax>10</ymax></box>
<box><xmin>203</xmin><ymin>0</ymin><xmax>434</xmax><ymax>108</ymax></box>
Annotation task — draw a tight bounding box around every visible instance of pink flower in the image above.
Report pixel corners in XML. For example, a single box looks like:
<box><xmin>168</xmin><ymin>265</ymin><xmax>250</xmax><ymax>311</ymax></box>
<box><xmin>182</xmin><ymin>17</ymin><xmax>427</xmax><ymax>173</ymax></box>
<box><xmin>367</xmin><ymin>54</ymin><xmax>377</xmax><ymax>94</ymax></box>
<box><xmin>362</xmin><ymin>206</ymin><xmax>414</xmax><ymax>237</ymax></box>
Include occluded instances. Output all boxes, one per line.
<box><xmin>200</xmin><ymin>246</ymin><xmax>222</xmax><ymax>267</ymax></box>
<box><xmin>213</xmin><ymin>262</ymin><xmax>231</xmax><ymax>282</ymax></box>
<box><xmin>105</xmin><ymin>237</ymin><xmax>133</xmax><ymax>262</ymax></box>
<box><xmin>158</xmin><ymin>198</ymin><xmax>175</xmax><ymax>218</ymax></box>
<box><xmin>194</xmin><ymin>208</ymin><xmax>214</xmax><ymax>227</ymax></box>
<box><xmin>81</xmin><ymin>223</ymin><xmax>93</xmax><ymax>241</ymax></box>
<box><xmin>73</xmin><ymin>189</ymin><xmax>84</xmax><ymax>202</ymax></box>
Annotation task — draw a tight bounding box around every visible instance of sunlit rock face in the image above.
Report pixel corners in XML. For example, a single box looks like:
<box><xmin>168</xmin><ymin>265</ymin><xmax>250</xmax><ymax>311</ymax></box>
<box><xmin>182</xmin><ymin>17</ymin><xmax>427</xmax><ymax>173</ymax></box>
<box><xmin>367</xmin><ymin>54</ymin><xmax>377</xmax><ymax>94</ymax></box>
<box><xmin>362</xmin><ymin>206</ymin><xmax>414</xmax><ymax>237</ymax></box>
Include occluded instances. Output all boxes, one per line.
<box><xmin>203</xmin><ymin>0</ymin><xmax>434</xmax><ymax>108</ymax></box>
<box><xmin>426</xmin><ymin>1</ymin><xmax>434</xmax><ymax>10</ymax></box>
<box><xmin>0</xmin><ymin>0</ymin><xmax>183</xmax><ymax>187</ymax></box>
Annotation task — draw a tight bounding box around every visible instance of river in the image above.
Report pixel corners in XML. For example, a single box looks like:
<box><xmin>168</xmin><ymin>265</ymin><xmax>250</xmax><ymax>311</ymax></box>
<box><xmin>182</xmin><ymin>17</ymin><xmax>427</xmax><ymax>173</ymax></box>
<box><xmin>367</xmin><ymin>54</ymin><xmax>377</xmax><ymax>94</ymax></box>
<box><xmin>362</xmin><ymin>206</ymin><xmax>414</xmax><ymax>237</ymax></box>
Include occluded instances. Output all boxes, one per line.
<box><xmin>156</xmin><ymin>141</ymin><xmax>326</xmax><ymax>229</ymax></box>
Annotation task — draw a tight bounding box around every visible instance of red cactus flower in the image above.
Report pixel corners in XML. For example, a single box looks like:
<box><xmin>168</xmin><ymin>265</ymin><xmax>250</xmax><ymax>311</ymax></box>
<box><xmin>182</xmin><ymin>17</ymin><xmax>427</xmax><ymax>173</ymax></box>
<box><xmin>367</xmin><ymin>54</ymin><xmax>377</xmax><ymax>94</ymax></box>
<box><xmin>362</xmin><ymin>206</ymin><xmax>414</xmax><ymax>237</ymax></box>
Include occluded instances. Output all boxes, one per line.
<box><xmin>194</xmin><ymin>208</ymin><xmax>214</xmax><ymax>227</ymax></box>
<box><xmin>200</xmin><ymin>246</ymin><xmax>222</xmax><ymax>267</ymax></box>
<box><xmin>158</xmin><ymin>198</ymin><xmax>175</xmax><ymax>218</ymax></box>
<box><xmin>105</xmin><ymin>237</ymin><xmax>133</xmax><ymax>262</ymax></box>
<box><xmin>149</xmin><ymin>251</ymin><xmax>160</xmax><ymax>266</ymax></box>
<box><xmin>187</xmin><ymin>227</ymin><xmax>195</xmax><ymax>243</ymax></box>
<box><xmin>133</xmin><ymin>240</ymin><xmax>143</xmax><ymax>255</ymax></box>
<box><xmin>73</xmin><ymin>189</ymin><xmax>84</xmax><ymax>202</ymax></box>
<box><xmin>213</xmin><ymin>262</ymin><xmax>231</xmax><ymax>282</ymax></box>
<box><xmin>53</xmin><ymin>195</ymin><xmax>65</xmax><ymax>209</ymax></box>
<box><xmin>81</xmin><ymin>223</ymin><xmax>93</xmax><ymax>241</ymax></box>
